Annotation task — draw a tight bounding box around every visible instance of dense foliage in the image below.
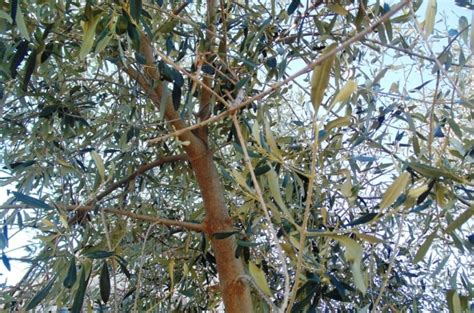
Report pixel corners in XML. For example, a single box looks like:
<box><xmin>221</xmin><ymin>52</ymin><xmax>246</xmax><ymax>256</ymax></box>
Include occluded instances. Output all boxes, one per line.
<box><xmin>0</xmin><ymin>0</ymin><xmax>473</xmax><ymax>312</ymax></box>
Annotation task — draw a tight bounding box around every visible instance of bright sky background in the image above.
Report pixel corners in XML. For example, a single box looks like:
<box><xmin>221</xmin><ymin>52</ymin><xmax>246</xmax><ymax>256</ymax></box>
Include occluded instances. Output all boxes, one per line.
<box><xmin>0</xmin><ymin>0</ymin><xmax>472</xmax><ymax>288</ymax></box>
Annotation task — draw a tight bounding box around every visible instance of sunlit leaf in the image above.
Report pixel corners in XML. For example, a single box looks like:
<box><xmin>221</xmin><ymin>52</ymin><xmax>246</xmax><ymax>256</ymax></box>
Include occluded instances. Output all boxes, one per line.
<box><xmin>379</xmin><ymin>172</ymin><xmax>410</xmax><ymax>209</ymax></box>
<box><xmin>249</xmin><ymin>262</ymin><xmax>272</xmax><ymax>296</ymax></box>
<box><xmin>311</xmin><ymin>43</ymin><xmax>337</xmax><ymax>112</ymax></box>
<box><xmin>423</xmin><ymin>0</ymin><xmax>437</xmax><ymax>36</ymax></box>
<box><xmin>91</xmin><ymin>151</ymin><xmax>105</xmax><ymax>183</ymax></box>
<box><xmin>79</xmin><ymin>12</ymin><xmax>101</xmax><ymax>60</ymax></box>
<box><xmin>330</xmin><ymin>80</ymin><xmax>357</xmax><ymax>108</ymax></box>
<box><xmin>329</xmin><ymin>235</ymin><xmax>366</xmax><ymax>294</ymax></box>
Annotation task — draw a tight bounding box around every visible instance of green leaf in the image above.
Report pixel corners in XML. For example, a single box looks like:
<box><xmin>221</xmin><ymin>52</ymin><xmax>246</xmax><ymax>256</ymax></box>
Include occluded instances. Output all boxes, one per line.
<box><xmin>345</xmin><ymin>213</ymin><xmax>378</xmax><ymax>227</ymax></box>
<box><xmin>444</xmin><ymin>204</ymin><xmax>474</xmax><ymax>234</ymax></box>
<box><xmin>71</xmin><ymin>267</ymin><xmax>87</xmax><ymax>313</ymax></box>
<box><xmin>22</xmin><ymin>48</ymin><xmax>37</xmax><ymax>91</ymax></box>
<box><xmin>458</xmin><ymin>16</ymin><xmax>469</xmax><ymax>44</ymax></box>
<box><xmin>25</xmin><ymin>275</ymin><xmax>57</xmax><ymax>310</ymax></box>
<box><xmin>379</xmin><ymin>172</ymin><xmax>410</xmax><ymax>209</ymax></box>
<box><xmin>249</xmin><ymin>262</ymin><xmax>272</xmax><ymax>296</ymax></box>
<box><xmin>287</xmin><ymin>0</ymin><xmax>300</xmax><ymax>15</ymax></box>
<box><xmin>63</xmin><ymin>257</ymin><xmax>77</xmax><ymax>288</ymax></box>
<box><xmin>236</xmin><ymin>239</ymin><xmax>260</xmax><ymax>247</ymax></box>
<box><xmin>330</xmin><ymin>80</ymin><xmax>357</xmax><ymax>109</ymax></box>
<box><xmin>91</xmin><ymin>151</ymin><xmax>105</xmax><ymax>183</ymax></box>
<box><xmin>446</xmin><ymin>289</ymin><xmax>462</xmax><ymax>313</ymax></box>
<box><xmin>311</xmin><ymin>43</ymin><xmax>337</xmax><ymax>112</ymax></box>
<box><xmin>115</xmin><ymin>255</ymin><xmax>131</xmax><ymax>279</ymax></box>
<box><xmin>423</xmin><ymin>0</ymin><xmax>436</xmax><ymax>36</ymax></box>
<box><xmin>254</xmin><ymin>164</ymin><xmax>271</xmax><ymax>176</ymax></box>
<box><xmin>15</xmin><ymin>3</ymin><xmax>30</xmax><ymax>40</ymax></box>
<box><xmin>408</xmin><ymin>162</ymin><xmax>465</xmax><ymax>183</ymax></box>
<box><xmin>130</xmin><ymin>0</ymin><xmax>142</xmax><ymax>24</ymax></box>
<box><xmin>413</xmin><ymin>228</ymin><xmax>438</xmax><ymax>263</ymax></box>
<box><xmin>329</xmin><ymin>235</ymin><xmax>366</xmax><ymax>294</ymax></box>
<box><xmin>2</xmin><ymin>252</ymin><xmax>11</xmax><ymax>271</ymax></box>
<box><xmin>213</xmin><ymin>231</ymin><xmax>239</xmax><ymax>239</ymax></box>
<box><xmin>79</xmin><ymin>12</ymin><xmax>100</xmax><ymax>60</ymax></box>
<box><xmin>100</xmin><ymin>261</ymin><xmax>111</xmax><ymax>303</ymax></box>
<box><xmin>266</xmin><ymin>167</ymin><xmax>291</xmax><ymax>218</ymax></box>
<box><xmin>82</xmin><ymin>250</ymin><xmax>115</xmax><ymax>259</ymax></box>
<box><xmin>0</xmin><ymin>9</ymin><xmax>12</xmax><ymax>23</ymax></box>
<box><xmin>12</xmin><ymin>191</ymin><xmax>54</xmax><ymax>210</ymax></box>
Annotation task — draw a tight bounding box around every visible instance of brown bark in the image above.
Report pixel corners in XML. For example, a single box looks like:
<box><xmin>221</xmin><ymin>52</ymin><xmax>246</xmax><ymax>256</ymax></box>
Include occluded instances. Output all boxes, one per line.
<box><xmin>123</xmin><ymin>19</ymin><xmax>253</xmax><ymax>312</ymax></box>
<box><xmin>190</xmin><ymin>151</ymin><xmax>253</xmax><ymax>313</ymax></box>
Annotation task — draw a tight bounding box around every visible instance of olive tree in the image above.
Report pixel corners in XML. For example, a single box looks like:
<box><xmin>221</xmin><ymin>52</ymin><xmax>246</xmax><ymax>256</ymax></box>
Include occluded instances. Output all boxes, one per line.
<box><xmin>0</xmin><ymin>0</ymin><xmax>473</xmax><ymax>312</ymax></box>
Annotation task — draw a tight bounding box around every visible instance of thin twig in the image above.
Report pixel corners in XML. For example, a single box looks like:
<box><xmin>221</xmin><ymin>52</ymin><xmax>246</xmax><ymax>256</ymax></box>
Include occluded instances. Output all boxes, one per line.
<box><xmin>99</xmin><ymin>210</ymin><xmax>118</xmax><ymax>313</ymax></box>
<box><xmin>408</xmin><ymin>3</ymin><xmax>467</xmax><ymax>102</ymax></box>
<box><xmin>133</xmin><ymin>222</ymin><xmax>158</xmax><ymax>313</ymax></box>
<box><xmin>372</xmin><ymin>216</ymin><xmax>404</xmax><ymax>310</ymax></box>
<box><xmin>287</xmin><ymin>114</ymin><xmax>321</xmax><ymax>312</ymax></box>
<box><xmin>428</xmin><ymin>72</ymin><xmax>441</xmax><ymax>162</ymax></box>
<box><xmin>232</xmin><ymin>114</ymin><xmax>290</xmax><ymax>312</ymax></box>
<box><xmin>102</xmin><ymin>208</ymin><xmax>204</xmax><ymax>232</ymax></box>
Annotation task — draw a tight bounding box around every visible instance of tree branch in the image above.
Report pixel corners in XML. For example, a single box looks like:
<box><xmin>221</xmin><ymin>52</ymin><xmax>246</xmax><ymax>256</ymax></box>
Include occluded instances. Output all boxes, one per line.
<box><xmin>121</xmin><ymin>34</ymin><xmax>206</xmax><ymax>157</ymax></box>
<box><xmin>147</xmin><ymin>0</ymin><xmax>411</xmax><ymax>145</ymax></box>
<box><xmin>93</xmin><ymin>154</ymin><xmax>188</xmax><ymax>203</ymax></box>
<box><xmin>102</xmin><ymin>207</ymin><xmax>203</xmax><ymax>232</ymax></box>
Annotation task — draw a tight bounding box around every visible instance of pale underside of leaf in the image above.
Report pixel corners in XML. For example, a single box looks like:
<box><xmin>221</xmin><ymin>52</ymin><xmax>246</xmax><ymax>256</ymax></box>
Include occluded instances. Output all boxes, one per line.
<box><xmin>379</xmin><ymin>172</ymin><xmax>410</xmax><ymax>209</ymax></box>
<box><xmin>249</xmin><ymin>261</ymin><xmax>272</xmax><ymax>296</ymax></box>
<box><xmin>311</xmin><ymin>43</ymin><xmax>337</xmax><ymax>112</ymax></box>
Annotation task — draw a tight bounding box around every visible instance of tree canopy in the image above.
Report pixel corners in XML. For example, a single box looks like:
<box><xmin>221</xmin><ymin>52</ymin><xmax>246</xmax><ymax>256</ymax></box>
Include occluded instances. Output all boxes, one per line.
<box><xmin>0</xmin><ymin>0</ymin><xmax>473</xmax><ymax>312</ymax></box>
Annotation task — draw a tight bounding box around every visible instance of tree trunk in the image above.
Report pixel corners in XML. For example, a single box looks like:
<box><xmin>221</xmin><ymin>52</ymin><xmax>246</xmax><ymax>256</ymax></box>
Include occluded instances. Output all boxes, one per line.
<box><xmin>189</xmin><ymin>150</ymin><xmax>253</xmax><ymax>312</ymax></box>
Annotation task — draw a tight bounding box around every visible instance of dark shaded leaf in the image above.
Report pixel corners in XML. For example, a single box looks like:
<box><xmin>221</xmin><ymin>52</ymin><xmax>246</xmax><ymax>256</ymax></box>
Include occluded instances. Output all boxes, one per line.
<box><xmin>100</xmin><ymin>261</ymin><xmax>111</xmax><ymax>303</ymax></box>
<box><xmin>12</xmin><ymin>191</ymin><xmax>54</xmax><ymax>211</ymax></box>
<box><xmin>345</xmin><ymin>213</ymin><xmax>378</xmax><ymax>227</ymax></box>
<box><xmin>213</xmin><ymin>231</ymin><xmax>239</xmax><ymax>239</ymax></box>
<box><xmin>22</xmin><ymin>48</ymin><xmax>37</xmax><ymax>92</ymax></box>
<box><xmin>254</xmin><ymin>164</ymin><xmax>271</xmax><ymax>176</ymax></box>
<box><xmin>468</xmin><ymin>234</ymin><xmax>474</xmax><ymax>244</ymax></box>
<box><xmin>9</xmin><ymin>160</ymin><xmax>36</xmax><ymax>169</ymax></box>
<box><xmin>266</xmin><ymin>57</ymin><xmax>277</xmax><ymax>68</ymax></box>
<box><xmin>82</xmin><ymin>250</ymin><xmax>115</xmax><ymax>259</ymax></box>
<box><xmin>71</xmin><ymin>267</ymin><xmax>87</xmax><ymax>313</ymax></box>
<box><xmin>410</xmin><ymin>200</ymin><xmax>433</xmax><ymax>213</ymax></box>
<box><xmin>130</xmin><ymin>0</ymin><xmax>142</xmax><ymax>24</ymax></box>
<box><xmin>63</xmin><ymin>257</ymin><xmax>77</xmax><ymax>288</ymax></box>
<box><xmin>3</xmin><ymin>224</ymin><xmax>8</xmax><ymax>248</ymax></box>
<box><xmin>122</xmin><ymin>287</ymin><xmax>136</xmax><ymax>301</ymax></box>
<box><xmin>172</xmin><ymin>83</ymin><xmax>181</xmax><ymax>110</ymax></box>
<box><xmin>25</xmin><ymin>275</ymin><xmax>57</xmax><ymax>310</ymax></box>
<box><xmin>39</xmin><ymin>105</ymin><xmax>60</xmax><ymax>118</ymax></box>
<box><xmin>115</xmin><ymin>255</ymin><xmax>131</xmax><ymax>279</ymax></box>
<box><xmin>2</xmin><ymin>252</ymin><xmax>10</xmax><ymax>271</ymax></box>
<box><xmin>10</xmin><ymin>0</ymin><xmax>17</xmax><ymax>23</ymax></box>
<box><xmin>434</xmin><ymin>125</ymin><xmax>444</xmax><ymax>137</ymax></box>
<box><xmin>287</xmin><ymin>0</ymin><xmax>300</xmax><ymax>15</ymax></box>
<box><xmin>10</xmin><ymin>40</ymin><xmax>29</xmax><ymax>78</ymax></box>
<box><xmin>236</xmin><ymin>239</ymin><xmax>260</xmax><ymax>247</ymax></box>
